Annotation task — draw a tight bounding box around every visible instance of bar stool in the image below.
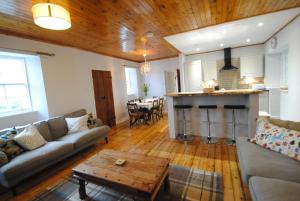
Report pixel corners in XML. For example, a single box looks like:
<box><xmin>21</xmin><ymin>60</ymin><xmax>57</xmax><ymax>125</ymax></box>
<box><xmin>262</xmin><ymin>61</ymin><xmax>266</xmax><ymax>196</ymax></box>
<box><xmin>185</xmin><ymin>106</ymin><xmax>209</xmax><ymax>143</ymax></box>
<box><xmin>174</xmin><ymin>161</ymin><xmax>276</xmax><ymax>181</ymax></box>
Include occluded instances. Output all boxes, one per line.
<box><xmin>174</xmin><ymin>105</ymin><xmax>193</xmax><ymax>141</ymax></box>
<box><xmin>198</xmin><ymin>105</ymin><xmax>217</xmax><ymax>144</ymax></box>
<box><xmin>224</xmin><ymin>105</ymin><xmax>246</xmax><ymax>145</ymax></box>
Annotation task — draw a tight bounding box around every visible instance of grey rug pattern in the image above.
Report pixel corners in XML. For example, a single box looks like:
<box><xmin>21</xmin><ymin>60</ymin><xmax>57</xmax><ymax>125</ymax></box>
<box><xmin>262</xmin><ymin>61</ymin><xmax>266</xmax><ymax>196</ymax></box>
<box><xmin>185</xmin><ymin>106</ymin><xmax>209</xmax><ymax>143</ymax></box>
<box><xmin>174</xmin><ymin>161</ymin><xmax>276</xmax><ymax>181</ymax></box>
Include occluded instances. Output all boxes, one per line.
<box><xmin>30</xmin><ymin>165</ymin><xmax>223</xmax><ymax>201</ymax></box>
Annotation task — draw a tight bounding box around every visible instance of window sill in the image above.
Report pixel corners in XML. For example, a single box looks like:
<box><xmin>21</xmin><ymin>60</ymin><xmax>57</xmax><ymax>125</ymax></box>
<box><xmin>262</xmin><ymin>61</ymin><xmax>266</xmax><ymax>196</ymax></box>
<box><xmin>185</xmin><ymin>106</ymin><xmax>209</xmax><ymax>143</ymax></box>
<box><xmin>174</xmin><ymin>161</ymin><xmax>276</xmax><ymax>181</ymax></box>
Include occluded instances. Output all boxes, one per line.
<box><xmin>0</xmin><ymin>110</ymin><xmax>37</xmax><ymax>118</ymax></box>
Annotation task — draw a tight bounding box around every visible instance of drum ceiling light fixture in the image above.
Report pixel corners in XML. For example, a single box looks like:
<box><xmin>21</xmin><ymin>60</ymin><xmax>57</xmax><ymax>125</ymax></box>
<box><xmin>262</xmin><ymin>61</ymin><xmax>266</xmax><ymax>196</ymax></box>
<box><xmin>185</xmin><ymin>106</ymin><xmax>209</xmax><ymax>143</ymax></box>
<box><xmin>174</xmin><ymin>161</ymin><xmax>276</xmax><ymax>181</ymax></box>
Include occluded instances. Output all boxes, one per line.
<box><xmin>32</xmin><ymin>2</ymin><xmax>71</xmax><ymax>30</ymax></box>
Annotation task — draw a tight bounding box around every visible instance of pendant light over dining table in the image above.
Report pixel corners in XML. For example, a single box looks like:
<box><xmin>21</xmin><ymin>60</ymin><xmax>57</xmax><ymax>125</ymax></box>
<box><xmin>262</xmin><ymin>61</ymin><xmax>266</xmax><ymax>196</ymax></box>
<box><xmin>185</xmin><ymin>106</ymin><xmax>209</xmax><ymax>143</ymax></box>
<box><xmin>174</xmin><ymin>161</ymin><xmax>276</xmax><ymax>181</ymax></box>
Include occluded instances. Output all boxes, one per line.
<box><xmin>140</xmin><ymin>54</ymin><xmax>151</xmax><ymax>75</ymax></box>
<box><xmin>32</xmin><ymin>1</ymin><xmax>71</xmax><ymax>30</ymax></box>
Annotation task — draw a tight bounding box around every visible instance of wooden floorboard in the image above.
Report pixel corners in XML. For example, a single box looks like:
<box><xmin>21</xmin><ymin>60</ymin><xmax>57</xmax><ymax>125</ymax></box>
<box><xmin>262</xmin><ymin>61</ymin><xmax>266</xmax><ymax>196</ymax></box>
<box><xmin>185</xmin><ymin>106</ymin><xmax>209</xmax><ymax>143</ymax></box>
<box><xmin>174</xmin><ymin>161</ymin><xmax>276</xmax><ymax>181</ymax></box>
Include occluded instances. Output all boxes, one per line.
<box><xmin>9</xmin><ymin>117</ymin><xmax>250</xmax><ymax>201</ymax></box>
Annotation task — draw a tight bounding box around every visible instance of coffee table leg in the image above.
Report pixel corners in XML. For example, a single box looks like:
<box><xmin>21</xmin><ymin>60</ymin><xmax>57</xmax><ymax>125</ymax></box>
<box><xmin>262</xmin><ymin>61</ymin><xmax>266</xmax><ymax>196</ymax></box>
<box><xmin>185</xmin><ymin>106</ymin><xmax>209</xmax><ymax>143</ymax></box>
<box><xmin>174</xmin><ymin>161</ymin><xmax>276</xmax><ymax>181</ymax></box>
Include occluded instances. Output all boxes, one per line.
<box><xmin>164</xmin><ymin>174</ymin><xmax>170</xmax><ymax>192</ymax></box>
<box><xmin>78</xmin><ymin>178</ymin><xmax>87</xmax><ymax>200</ymax></box>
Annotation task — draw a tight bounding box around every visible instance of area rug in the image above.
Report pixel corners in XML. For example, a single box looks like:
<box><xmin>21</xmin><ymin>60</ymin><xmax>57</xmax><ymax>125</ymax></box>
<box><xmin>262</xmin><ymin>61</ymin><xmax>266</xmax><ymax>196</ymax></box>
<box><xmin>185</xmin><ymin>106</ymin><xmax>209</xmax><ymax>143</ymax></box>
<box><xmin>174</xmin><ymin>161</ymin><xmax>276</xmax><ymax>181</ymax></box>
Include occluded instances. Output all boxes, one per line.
<box><xmin>30</xmin><ymin>165</ymin><xmax>223</xmax><ymax>201</ymax></box>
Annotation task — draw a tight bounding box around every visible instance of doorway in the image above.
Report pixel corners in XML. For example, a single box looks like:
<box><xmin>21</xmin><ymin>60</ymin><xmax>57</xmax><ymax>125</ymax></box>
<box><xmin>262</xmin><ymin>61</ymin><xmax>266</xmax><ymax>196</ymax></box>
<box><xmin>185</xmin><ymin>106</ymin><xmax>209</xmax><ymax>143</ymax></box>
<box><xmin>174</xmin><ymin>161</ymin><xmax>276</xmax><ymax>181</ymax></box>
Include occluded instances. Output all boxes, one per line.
<box><xmin>92</xmin><ymin>70</ymin><xmax>116</xmax><ymax>127</ymax></box>
<box><xmin>164</xmin><ymin>71</ymin><xmax>178</xmax><ymax>93</ymax></box>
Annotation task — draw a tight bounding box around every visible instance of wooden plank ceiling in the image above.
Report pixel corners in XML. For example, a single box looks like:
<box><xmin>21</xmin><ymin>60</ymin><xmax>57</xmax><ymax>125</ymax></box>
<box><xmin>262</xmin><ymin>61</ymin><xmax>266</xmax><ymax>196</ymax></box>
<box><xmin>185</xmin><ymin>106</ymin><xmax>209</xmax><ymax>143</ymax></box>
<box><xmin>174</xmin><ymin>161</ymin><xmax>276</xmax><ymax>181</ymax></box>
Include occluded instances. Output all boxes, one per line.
<box><xmin>0</xmin><ymin>0</ymin><xmax>300</xmax><ymax>62</ymax></box>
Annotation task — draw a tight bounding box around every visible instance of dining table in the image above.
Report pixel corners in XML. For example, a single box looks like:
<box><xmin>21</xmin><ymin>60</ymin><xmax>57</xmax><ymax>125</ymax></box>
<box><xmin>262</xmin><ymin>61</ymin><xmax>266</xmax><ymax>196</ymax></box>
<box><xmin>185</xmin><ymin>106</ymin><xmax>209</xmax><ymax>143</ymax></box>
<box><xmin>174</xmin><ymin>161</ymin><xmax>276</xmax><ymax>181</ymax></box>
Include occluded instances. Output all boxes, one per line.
<box><xmin>134</xmin><ymin>98</ymin><xmax>157</xmax><ymax>110</ymax></box>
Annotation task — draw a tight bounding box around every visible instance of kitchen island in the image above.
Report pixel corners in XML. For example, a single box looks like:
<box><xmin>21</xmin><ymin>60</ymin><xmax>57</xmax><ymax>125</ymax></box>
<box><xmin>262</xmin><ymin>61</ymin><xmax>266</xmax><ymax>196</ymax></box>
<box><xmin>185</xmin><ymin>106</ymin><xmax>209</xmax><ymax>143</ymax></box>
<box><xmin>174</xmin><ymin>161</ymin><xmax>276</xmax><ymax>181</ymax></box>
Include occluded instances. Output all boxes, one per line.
<box><xmin>166</xmin><ymin>89</ymin><xmax>262</xmax><ymax>139</ymax></box>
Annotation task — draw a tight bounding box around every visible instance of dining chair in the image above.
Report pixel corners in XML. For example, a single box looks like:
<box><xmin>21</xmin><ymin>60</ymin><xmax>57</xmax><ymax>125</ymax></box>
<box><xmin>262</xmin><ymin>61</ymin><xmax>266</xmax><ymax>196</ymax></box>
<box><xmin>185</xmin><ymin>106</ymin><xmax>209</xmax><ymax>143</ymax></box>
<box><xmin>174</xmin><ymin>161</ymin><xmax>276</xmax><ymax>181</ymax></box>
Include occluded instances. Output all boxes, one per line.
<box><xmin>158</xmin><ymin>98</ymin><xmax>164</xmax><ymax>118</ymax></box>
<box><xmin>153</xmin><ymin>96</ymin><xmax>158</xmax><ymax>99</ymax></box>
<box><xmin>128</xmin><ymin>100</ymin><xmax>135</xmax><ymax>103</ymax></box>
<box><xmin>127</xmin><ymin>103</ymin><xmax>144</xmax><ymax>128</ymax></box>
<box><xmin>151</xmin><ymin>99</ymin><xmax>160</xmax><ymax>121</ymax></box>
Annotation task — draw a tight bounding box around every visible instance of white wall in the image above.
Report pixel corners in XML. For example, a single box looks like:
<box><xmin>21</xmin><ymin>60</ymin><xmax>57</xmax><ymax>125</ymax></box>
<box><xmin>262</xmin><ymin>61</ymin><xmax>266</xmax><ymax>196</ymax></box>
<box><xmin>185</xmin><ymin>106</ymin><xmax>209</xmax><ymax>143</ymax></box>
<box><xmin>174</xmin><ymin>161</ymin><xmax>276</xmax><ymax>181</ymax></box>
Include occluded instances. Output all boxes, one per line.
<box><xmin>265</xmin><ymin>15</ymin><xmax>300</xmax><ymax>121</ymax></box>
<box><xmin>185</xmin><ymin>45</ymin><xmax>265</xmax><ymax>80</ymax></box>
<box><xmin>264</xmin><ymin>54</ymin><xmax>281</xmax><ymax>88</ymax></box>
<box><xmin>143</xmin><ymin>57</ymin><xmax>179</xmax><ymax>98</ymax></box>
<box><xmin>186</xmin><ymin>45</ymin><xmax>265</xmax><ymax>62</ymax></box>
<box><xmin>184</xmin><ymin>60</ymin><xmax>202</xmax><ymax>91</ymax></box>
<box><xmin>0</xmin><ymin>34</ymin><xmax>139</xmax><ymax>128</ymax></box>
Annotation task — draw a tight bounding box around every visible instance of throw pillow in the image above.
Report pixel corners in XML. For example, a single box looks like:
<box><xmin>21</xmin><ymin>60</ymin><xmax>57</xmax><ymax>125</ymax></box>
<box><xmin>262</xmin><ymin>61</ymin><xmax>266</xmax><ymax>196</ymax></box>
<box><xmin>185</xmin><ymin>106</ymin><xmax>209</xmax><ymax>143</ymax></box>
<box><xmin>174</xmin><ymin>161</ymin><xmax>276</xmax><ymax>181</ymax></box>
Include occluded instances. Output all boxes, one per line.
<box><xmin>65</xmin><ymin>114</ymin><xmax>89</xmax><ymax>133</ymax></box>
<box><xmin>87</xmin><ymin>113</ymin><xmax>97</xmax><ymax>129</ymax></box>
<box><xmin>0</xmin><ymin>151</ymin><xmax>8</xmax><ymax>167</ymax></box>
<box><xmin>250</xmin><ymin>119</ymin><xmax>300</xmax><ymax>161</ymax></box>
<box><xmin>14</xmin><ymin>125</ymin><xmax>47</xmax><ymax>150</ymax></box>
<box><xmin>0</xmin><ymin>128</ymin><xmax>24</xmax><ymax>160</ymax></box>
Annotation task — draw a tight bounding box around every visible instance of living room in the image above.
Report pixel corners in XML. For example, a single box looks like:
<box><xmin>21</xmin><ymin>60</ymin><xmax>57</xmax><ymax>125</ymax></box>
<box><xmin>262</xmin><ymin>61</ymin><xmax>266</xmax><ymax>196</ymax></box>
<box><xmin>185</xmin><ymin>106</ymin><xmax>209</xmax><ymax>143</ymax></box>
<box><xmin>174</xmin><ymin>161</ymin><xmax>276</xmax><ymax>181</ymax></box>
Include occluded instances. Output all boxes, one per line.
<box><xmin>1</xmin><ymin>1</ymin><xmax>300</xmax><ymax>201</ymax></box>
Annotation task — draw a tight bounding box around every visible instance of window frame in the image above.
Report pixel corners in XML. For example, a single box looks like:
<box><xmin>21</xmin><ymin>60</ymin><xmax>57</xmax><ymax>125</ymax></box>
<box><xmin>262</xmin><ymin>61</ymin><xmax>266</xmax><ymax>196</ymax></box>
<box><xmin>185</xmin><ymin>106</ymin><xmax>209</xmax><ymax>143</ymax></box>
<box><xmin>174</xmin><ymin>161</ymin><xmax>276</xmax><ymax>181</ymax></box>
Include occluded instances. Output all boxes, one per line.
<box><xmin>124</xmin><ymin>66</ymin><xmax>139</xmax><ymax>96</ymax></box>
<box><xmin>0</xmin><ymin>55</ymin><xmax>33</xmax><ymax>117</ymax></box>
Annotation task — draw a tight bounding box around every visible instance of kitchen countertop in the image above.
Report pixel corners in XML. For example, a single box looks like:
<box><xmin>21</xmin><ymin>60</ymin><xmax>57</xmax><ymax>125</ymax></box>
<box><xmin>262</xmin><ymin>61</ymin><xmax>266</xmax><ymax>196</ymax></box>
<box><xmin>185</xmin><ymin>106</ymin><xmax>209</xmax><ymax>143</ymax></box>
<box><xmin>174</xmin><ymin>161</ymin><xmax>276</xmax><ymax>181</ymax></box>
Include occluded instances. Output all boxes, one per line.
<box><xmin>166</xmin><ymin>89</ymin><xmax>262</xmax><ymax>97</ymax></box>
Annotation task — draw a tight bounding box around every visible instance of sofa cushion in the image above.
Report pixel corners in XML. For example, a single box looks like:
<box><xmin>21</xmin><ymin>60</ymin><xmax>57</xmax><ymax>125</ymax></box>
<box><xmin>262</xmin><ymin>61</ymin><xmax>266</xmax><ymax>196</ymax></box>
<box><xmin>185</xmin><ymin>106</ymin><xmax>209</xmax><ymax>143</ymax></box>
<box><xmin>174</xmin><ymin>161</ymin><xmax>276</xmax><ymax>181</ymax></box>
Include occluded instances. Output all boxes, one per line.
<box><xmin>236</xmin><ymin>137</ymin><xmax>300</xmax><ymax>183</ymax></box>
<box><xmin>250</xmin><ymin>119</ymin><xmax>300</xmax><ymax>161</ymax></box>
<box><xmin>269</xmin><ymin>118</ymin><xmax>300</xmax><ymax>132</ymax></box>
<box><xmin>64</xmin><ymin>109</ymin><xmax>87</xmax><ymax>118</ymax></box>
<box><xmin>0</xmin><ymin>141</ymin><xmax>73</xmax><ymax>183</ymax></box>
<box><xmin>249</xmin><ymin>176</ymin><xmax>300</xmax><ymax>201</ymax></box>
<box><xmin>0</xmin><ymin>151</ymin><xmax>8</xmax><ymax>167</ymax></box>
<box><xmin>33</xmin><ymin>121</ymin><xmax>52</xmax><ymax>141</ymax></box>
<box><xmin>47</xmin><ymin>116</ymin><xmax>68</xmax><ymax>139</ymax></box>
<box><xmin>14</xmin><ymin>125</ymin><xmax>47</xmax><ymax>150</ymax></box>
<box><xmin>0</xmin><ymin>132</ymin><xmax>24</xmax><ymax>160</ymax></box>
<box><xmin>65</xmin><ymin>114</ymin><xmax>89</xmax><ymax>133</ymax></box>
<box><xmin>58</xmin><ymin>126</ymin><xmax>110</xmax><ymax>148</ymax></box>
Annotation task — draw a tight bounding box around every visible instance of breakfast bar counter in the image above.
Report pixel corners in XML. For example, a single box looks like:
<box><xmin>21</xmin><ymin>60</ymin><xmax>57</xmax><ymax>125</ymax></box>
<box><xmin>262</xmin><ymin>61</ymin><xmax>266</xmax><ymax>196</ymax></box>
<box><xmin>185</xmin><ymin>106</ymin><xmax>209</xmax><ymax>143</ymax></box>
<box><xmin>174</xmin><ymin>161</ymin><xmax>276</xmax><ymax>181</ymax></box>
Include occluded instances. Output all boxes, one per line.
<box><xmin>166</xmin><ymin>89</ymin><xmax>262</xmax><ymax>139</ymax></box>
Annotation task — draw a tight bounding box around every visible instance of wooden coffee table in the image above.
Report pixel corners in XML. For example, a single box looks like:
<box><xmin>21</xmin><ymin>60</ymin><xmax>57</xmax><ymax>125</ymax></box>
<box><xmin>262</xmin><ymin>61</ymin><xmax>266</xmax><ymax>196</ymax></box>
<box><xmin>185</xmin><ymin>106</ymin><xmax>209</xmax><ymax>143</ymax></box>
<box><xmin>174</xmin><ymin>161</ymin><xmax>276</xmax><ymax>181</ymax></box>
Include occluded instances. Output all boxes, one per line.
<box><xmin>72</xmin><ymin>149</ymin><xmax>170</xmax><ymax>201</ymax></box>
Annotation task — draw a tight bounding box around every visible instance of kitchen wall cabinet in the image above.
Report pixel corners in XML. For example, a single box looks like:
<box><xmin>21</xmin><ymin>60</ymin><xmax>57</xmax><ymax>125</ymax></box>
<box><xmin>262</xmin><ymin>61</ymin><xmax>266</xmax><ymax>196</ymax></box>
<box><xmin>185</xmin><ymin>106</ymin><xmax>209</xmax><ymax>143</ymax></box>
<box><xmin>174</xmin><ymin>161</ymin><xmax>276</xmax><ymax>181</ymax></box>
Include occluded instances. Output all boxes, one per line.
<box><xmin>240</xmin><ymin>55</ymin><xmax>264</xmax><ymax>77</ymax></box>
<box><xmin>202</xmin><ymin>60</ymin><xmax>217</xmax><ymax>81</ymax></box>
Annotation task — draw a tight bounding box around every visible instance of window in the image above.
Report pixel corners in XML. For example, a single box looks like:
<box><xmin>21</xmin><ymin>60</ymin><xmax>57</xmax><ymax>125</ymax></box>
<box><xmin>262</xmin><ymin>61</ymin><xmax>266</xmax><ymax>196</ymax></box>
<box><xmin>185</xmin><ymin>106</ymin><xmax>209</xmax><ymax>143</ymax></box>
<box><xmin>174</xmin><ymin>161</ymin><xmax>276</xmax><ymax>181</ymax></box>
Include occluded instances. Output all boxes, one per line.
<box><xmin>125</xmin><ymin>67</ymin><xmax>138</xmax><ymax>96</ymax></box>
<box><xmin>0</xmin><ymin>56</ymin><xmax>32</xmax><ymax>116</ymax></box>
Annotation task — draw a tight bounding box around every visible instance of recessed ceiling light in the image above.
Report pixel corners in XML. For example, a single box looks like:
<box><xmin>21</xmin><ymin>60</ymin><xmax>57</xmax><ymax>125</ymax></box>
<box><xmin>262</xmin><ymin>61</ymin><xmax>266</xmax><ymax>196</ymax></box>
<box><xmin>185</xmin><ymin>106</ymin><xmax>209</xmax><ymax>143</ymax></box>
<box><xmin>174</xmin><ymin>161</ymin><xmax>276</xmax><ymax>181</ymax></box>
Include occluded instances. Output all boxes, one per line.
<box><xmin>196</xmin><ymin>48</ymin><xmax>200</xmax><ymax>51</ymax></box>
<box><xmin>220</xmin><ymin>43</ymin><xmax>224</xmax><ymax>47</ymax></box>
<box><xmin>190</xmin><ymin>37</ymin><xmax>195</xmax><ymax>41</ymax></box>
<box><xmin>246</xmin><ymin>38</ymin><xmax>251</xmax><ymax>43</ymax></box>
<box><xmin>257</xmin><ymin>22</ymin><xmax>264</xmax><ymax>27</ymax></box>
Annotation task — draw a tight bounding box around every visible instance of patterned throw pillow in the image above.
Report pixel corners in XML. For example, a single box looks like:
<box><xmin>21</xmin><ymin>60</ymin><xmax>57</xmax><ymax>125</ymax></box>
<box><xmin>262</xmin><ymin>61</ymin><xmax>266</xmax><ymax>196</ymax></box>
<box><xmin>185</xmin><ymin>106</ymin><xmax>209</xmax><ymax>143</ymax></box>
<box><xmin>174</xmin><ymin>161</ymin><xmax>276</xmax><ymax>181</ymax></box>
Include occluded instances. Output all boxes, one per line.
<box><xmin>14</xmin><ymin>125</ymin><xmax>47</xmax><ymax>150</ymax></box>
<box><xmin>0</xmin><ymin>151</ymin><xmax>8</xmax><ymax>167</ymax></box>
<box><xmin>0</xmin><ymin>128</ymin><xmax>24</xmax><ymax>160</ymax></box>
<box><xmin>250</xmin><ymin>119</ymin><xmax>300</xmax><ymax>161</ymax></box>
<box><xmin>87</xmin><ymin>113</ymin><xmax>97</xmax><ymax>129</ymax></box>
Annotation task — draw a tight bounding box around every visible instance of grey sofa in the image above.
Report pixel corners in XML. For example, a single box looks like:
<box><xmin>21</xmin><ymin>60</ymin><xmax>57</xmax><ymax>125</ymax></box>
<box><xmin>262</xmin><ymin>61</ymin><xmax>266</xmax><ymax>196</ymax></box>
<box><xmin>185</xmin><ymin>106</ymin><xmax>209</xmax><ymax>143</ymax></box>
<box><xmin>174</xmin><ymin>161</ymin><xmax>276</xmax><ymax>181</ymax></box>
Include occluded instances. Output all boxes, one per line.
<box><xmin>0</xmin><ymin>109</ymin><xmax>110</xmax><ymax>194</ymax></box>
<box><xmin>237</xmin><ymin>118</ymin><xmax>300</xmax><ymax>201</ymax></box>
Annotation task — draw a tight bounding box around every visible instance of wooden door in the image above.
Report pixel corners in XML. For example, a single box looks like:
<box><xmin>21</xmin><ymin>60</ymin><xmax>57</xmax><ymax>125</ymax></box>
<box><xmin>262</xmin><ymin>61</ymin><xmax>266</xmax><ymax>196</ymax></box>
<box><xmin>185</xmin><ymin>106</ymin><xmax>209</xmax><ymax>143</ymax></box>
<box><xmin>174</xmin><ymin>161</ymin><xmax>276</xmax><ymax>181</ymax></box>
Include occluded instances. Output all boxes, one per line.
<box><xmin>92</xmin><ymin>70</ymin><xmax>116</xmax><ymax>127</ymax></box>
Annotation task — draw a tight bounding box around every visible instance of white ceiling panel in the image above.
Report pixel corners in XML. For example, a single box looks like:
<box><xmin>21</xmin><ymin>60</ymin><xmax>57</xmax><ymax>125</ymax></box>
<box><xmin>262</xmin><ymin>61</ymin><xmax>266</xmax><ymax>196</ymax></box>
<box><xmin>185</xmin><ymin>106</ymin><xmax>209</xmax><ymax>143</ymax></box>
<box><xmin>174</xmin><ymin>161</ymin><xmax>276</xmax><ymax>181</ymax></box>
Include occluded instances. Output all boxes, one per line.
<box><xmin>164</xmin><ymin>8</ymin><xmax>300</xmax><ymax>54</ymax></box>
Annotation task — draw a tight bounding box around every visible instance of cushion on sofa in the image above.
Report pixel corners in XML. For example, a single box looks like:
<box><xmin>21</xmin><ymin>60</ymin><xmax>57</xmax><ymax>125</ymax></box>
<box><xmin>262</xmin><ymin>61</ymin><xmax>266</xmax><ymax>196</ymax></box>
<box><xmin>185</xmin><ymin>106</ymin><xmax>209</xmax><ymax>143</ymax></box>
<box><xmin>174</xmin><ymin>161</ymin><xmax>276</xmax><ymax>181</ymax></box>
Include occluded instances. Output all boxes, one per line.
<box><xmin>236</xmin><ymin>137</ymin><xmax>300</xmax><ymax>183</ymax></box>
<box><xmin>14</xmin><ymin>125</ymin><xmax>47</xmax><ymax>150</ymax></box>
<box><xmin>0</xmin><ymin>151</ymin><xmax>8</xmax><ymax>167</ymax></box>
<box><xmin>269</xmin><ymin>118</ymin><xmax>300</xmax><ymax>132</ymax></box>
<box><xmin>250</xmin><ymin>119</ymin><xmax>300</xmax><ymax>161</ymax></box>
<box><xmin>47</xmin><ymin>116</ymin><xmax>68</xmax><ymax>139</ymax></box>
<box><xmin>0</xmin><ymin>141</ymin><xmax>73</xmax><ymax>184</ymax></box>
<box><xmin>33</xmin><ymin>121</ymin><xmax>52</xmax><ymax>141</ymax></box>
<box><xmin>0</xmin><ymin>132</ymin><xmax>24</xmax><ymax>160</ymax></box>
<box><xmin>65</xmin><ymin>114</ymin><xmax>89</xmax><ymax>133</ymax></box>
<box><xmin>64</xmin><ymin>109</ymin><xmax>87</xmax><ymax>118</ymax></box>
<box><xmin>249</xmin><ymin>176</ymin><xmax>300</xmax><ymax>201</ymax></box>
<box><xmin>58</xmin><ymin>126</ymin><xmax>110</xmax><ymax>148</ymax></box>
